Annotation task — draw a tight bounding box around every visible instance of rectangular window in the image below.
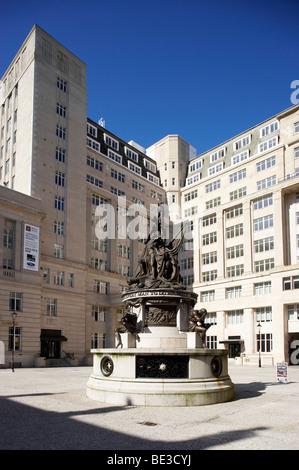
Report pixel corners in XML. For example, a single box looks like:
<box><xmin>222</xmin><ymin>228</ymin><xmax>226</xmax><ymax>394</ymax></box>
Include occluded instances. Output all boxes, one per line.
<box><xmin>202</xmin><ymin>251</ymin><xmax>217</xmax><ymax>265</ymax></box>
<box><xmin>56</xmin><ymin>125</ymin><xmax>66</xmax><ymax>139</ymax></box>
<box><xmin>91</xmin><ymin>258</ymin><xmax>107</xmax><ymax>271</ymax></box>
<box><xmin>230</xmin><ymin>187</ymin><xmax>247</xmax><ymax>201</ymax></box>
<box><xmin>56</xmin><ymin>103</ymin><xmax>66</xmax><ymax>118</ymax></box>
<box><xmin>128</xmin><ymin>161</ymin><xmax>141</xmax><ymax>175</ymax></box>
<box><xmin>254</xmin><ymin>258</ymin><xmax>274</xmax><ymax>272</ymax></box>
<box><xmin>206</xmin><ymin>197</ymin><xmax>221</xmax><ymax>209</ymax></box>
<box><xmin>253</xmin><ymin>194</ymin><xmax>273</xmax><ymax>210</ymax></box>
<box><xmin>226</xmin><ymin>223</ymin><xmax>243</xmax><ymax>239</ymax></box>
<box><xmin>143</xmin><ymin>158</ymin><xmax>156</xmax><ymax>173</ymax></box>
<box><xmin>9</xmin><ymin>292</ymin><xmax>22</xmax><ymax>311</ymax></box>
<box><xmin>87</xmin><ymin>156</ymin><xmax>102</xmax><ymax>171</ymax></box>
<box><xmin>92</xmin><ymin>305</ymin><xmax>106</xmax><ymax>322</ymax></box>
<box><xmin>54</xmin><ymin>243</ymin><xmax>64</xmax><ymax>259</ymax></box>
<box><xmin>210</xmin><ymin>147</ymin><xmax>226</xmax><ymax>162</ymax></box>
<box><xmin>229</xmin><ymin>169</ymin><xmax>246</xmax><ymax>183</ymax></box>
<box><xmin>256</xmin><ymin>307</ymin><xmax>272</xmax><ymax>322</ymax></box>
<box><xmin>111</xmin><ymin>186</ymin><xmax>125</xmax><ymax>197</ymax></box>
<box><xmin>56</xmin><ymin>146</ymin><xmax>65</xmax><ymax>162</ymax></box>
<box><xmin>69</xmin><ymin>273</ymin><xmax>74</xmax><ymax>288</ymax></box>
<box><xmin>226</xmin><ymin>205</ymin><xmax>243</xmax><ymax>219</ymax></box>
<box><xmin>256</xmin><ymin>155</ymin><xmax>276</xmax><ymax>172</ymax></box>
<box><xmin>94</xmin><ymin>280</ymin><xmax>109</xmax><ymax>294</ymax></box>
<box><xmin>55</xmin><ymin>196</ymin><xmax>65</xmax><ymax>211</ymax></box>
<box><xmin>57</xmin><ymin>77</ymin><xmax>67</xmax><ymax>92</ymax></box>
<box><xmin>260</xmin><ymin>121</ymin><xmax>279</xmax><ymax>137</ymax></box>
<box><xmin>227</xmin><ymin>264</ymin><xmax>244</xmax><ymax>277</ymax></box>
<box><xmin>231</xmin><ymin>150</ymin><xmax>249</xmax><ymax>166</ymax></box>
<box><xmin>47</xmin><ymin>299</ymin><xmax>57</xmax><ymax>316</ymax></box>
<box><xmin>254</xmin><ymin>236</ymin><xmax>274</xmax><ymax>253</ymax></box>
<box><xmin>295</xmin><ymin>122</ymin><xmax>299</xmax><ymax>133</ymax></box>
<box><xmin>87</xmin><ymin>137</ymin><xmax>100</xmax><ymax>153</ymax></box>
<box><xmin>254</xmin><ymin>281</ymin><xmax>272</xmax><ymax>295</ymax></box>
<box><xmin>202</xmin><ymin>270</ymin><xmax>217</xmax><ymax>282</ymax></box>
<box><xmin>132</xmin><ymin>180</ymin><xmax>145</xmax><ymax>192</ymax></box>
<box><xmin>253</xmin><ymin>214</ymin><xmax>273</xmax><ymax>231</ymax></box>
<box><xmin>53</xmin><ymin>271</ymin><xmax>64</xmax><ymax>286</ymax></box>
<box><xmin>9</xmin><ymin>327</ymin><xmax>21</xmax><ymax>351</ymax></box>
<box><xmin>208</xmin><ymin>162</ymin><xmax>224</xmax><ymax>176</ymax></box>
<box><xmin>205</xmin><ymin>180</ymin><xmax>220</xmax><ymax>193</ymax></box>
<box><xmin>111</xmin><ymin>168</ymin><xmax>125</xmax><ymax>182</ymax></box>
<box><xmin>226</xmin><ymin>286</ymin><xmax>242</xmax><ymax>299</ymax></box>
<box><xmin>185</xmin><ymin>190</ymin><xmax>198</xmax><ymax>202</ymax></box>
<box><xmin>86</xmin><ymin>174</ymin><xmax>102</xmax><ymax>188</ymax></box>
<box><xmin>202</xmin><ymin>213</ymin><xmax>216</xmax><ymax>226</ymax></box>
<box><xmin>202</xmin><ymin>232</ymin><xmax>217</xmax><ymax>246</ymax></box>
<box><xmin>201</xmin><ymin>290</ymin><xmax>215</xmax><ymax>302</ymax></box>
<box><xmin>257</xmin><ymin>175</ymin><xmax>276</xmax><ymax>191</ymax></box>
<box><xmin>55</xmin><ymin>170</ymin><xmax>65</xmax><ymax>186</ymax></box>
<box><xmin>257</xmin><ymin>333</ymin><xmax>272</xmax><ymax>352</ymax></box>
<box><xmin>226</xmin><ymin>244</ymin><xmax>244</xmax><ymax>259</ymax></box>
<box><xmin>125</xmin><ymin>147</ymin><xmax>138</xmax><ymax>162</ymax></box>
<box><xmin>104</xmin><ymin>133</ymin><xmax>119</xmax><ymax>151</ymax></box>
<box><xmin>234</xmin><ymin>134</ymin><xmax>251</xmax><ymax>151</ymax></box>
<box><xmin>258</xmin><ymin>136</ymin><xmax>278</xmax><ymax>153</ymax></box>
<box><xmin>87</xmin><ymin>123</ymin><xmax>97</xmax><ymax>138</ymax></box>
<box><xmin>227</xmin><ymin>310</ymin><xmax>244</xmax><ymax>324</ymax></box>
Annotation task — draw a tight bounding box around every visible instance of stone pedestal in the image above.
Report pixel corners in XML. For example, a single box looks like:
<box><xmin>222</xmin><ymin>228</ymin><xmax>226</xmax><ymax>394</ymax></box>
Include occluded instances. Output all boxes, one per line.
<box><xmin>87</xmin><ymin>287</ymin><xmax>234</xmax><ymax>406</ymax></box>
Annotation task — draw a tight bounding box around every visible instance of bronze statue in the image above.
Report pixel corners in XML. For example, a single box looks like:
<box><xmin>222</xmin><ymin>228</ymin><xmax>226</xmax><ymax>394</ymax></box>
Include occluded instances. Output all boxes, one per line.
<box><xmin>115</xmin><ymin>310</ymin><xmax>140</xmax><ymax>348</ymax></box>
<box><xmin>189</xmin><ymin>308</ymin><xmax>211</xmax><ymax>348</ymax></box>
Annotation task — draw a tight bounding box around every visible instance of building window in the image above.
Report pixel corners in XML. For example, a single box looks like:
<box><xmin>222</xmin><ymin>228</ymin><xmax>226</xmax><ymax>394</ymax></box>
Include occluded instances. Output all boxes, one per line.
<box><xmin>226</xmin><ymin>244</ymin><xmax>244</xmax><ymax>259</ymax></box>
<box><xmin>234</xmin><ymin>135</ymin><xmax>251</xmax><ymax>151</ymax></box>
<box><xmin>92</xmin><ymin>194</ymin><xmax>107</xmax><ymax>206</ymax></box>
<box><xmin>226</xmin><ymin>223</ymin><xmax>243</xmax><ymax>239</ymax></box>
<box><xmin>68</xmin><ymin>273</ymin><xmax>74</xmax><ymax>288</ymax></box>
<box><xmin>230</xmin><ymin>187</ymin><xmax>247</xmax><ymax>201</ymax></box>
<box><xmin>94</xmin><ymin>280</ymin><xmax>109</xmax><ymax>294</ymax></box>
<box><xmin>87</xmin><ymin>174</ymin><xmax>102</xmax><ymax>188</ymax></box>
<box><xmin>91</xmin><ymin>333</ymin><xmax>105</xmax><ymax>349</ymax></box>
<box><xmin>180</xmin><ymin>256</ymin><xmax>194</xmax><ymax>270</ymax></box>
<box><xmin>87</xmin><ymin>123</ymin><xmax>97</xmax><ymax>138</ymax></box>
<box><xmin>257</xmin><ymin>175</ymin><xmax>276</xmax><ymax>191</ymax></box>
<box><xmin>227</xmin><ymin>264</ymin><xmax>244</xmax><ymax>277</ymax></box>
<box><xmin>144</xmin><ymin>158</ymin><xmax>156</xmax><ymax>173</ymax></box>
<box><xmin>57</xmin><ymin>77</ymin><xmax>67</xmax><ymax>92</ymax></box>
<box><xmin>54</xmin><ymin>243</ymin><xmax>64</xmax><ymax>259</ymax></box>
<box><xmin>260</xmin><ymin>121</ymin><xmax>279</xmax><ymax>137</ymax></box>
<box><xmin>227</xmin><ymin>310</ymin><xmax>244</xmax><ymax>325</ymax></box>
<box><xmin>201</xmin><ymin>290</ymin><xmax>215</xmax><ymax>302</ymax></box>
<box><xmin>53</xmin><ymin>271</ymin><xmax>64</xmax><ymax>286</ymax></box>
<box><xmin>257</xmin><ymin>333</ymin><xmax>272</xmax><ymax>352</ymax></box>
<box><xmin>9</xmin><ymin>292</ymin><xmax>22</xmax><ymax>311</ymax></box>
<box><xmin>54</xmin><ymin>220</ymin><xmax>64</xmax><ymax>235</ymax></box>
<box><xmin>288</xmin><ymin>304</ymin><xmax>299</xmax><ymax>320</ymax></box>
<box><xmin>92</xmin><ymin>306</ymin><xmax>106</xmax><ymax>322</ymax></box>
<box><xmin>125</xmin><ymin>147</ymin><xmax>138</xmax><ymax>162</ymax></box>
<box><xmin>202</xmin><ymin>251</ymin><xmax>217</xmax><ymax>265</ymax></box>
<box><xmin>231</xmin><ymin>150</ymin><xmax>249</xmax><ymax>166</ymax></box>
<box><xmin>253</xmin><ymin>194</ymin><xmax>273</xmax><ymax>210</ymax></box>
<box><xmin>56</xmin><ymin>146</ymin><xmax>65</xmax><ymax>162</ymax></box>
<box><xmin>210</xmin><ymin>147</ymin><xmax>226</xmax><ymax>162</ymax></box>
<box><xmin>185</xmin><ymin>189</ymin><xmax>198</xmax><ymax>201</ymax></box>
<box><xmin>43</xmin><ymin>268</ymin><xmax>50</xmax><ymax>283</ymax></box>
<box><xmin>117</xmin><ymin>245</ymin><xmax>130</xmax><ymax>258</ymax></box>
<box><xmin>253</xmin><ymin>214</ymin><xmax>273</xmax><ymax>232</ymax></box>
<box><xmin>295</xmin><ymin>147</ymin><xmax>299</xmax><ymax>159</ymax></box>
<box><xmin>206</xmin><ymin>197</ymin><xmax>221</xmax><ymax>209</ymax></box>
<box><xmin>283</xmin><ymin>276</ymin><xmax>299</xmax><ymax>290</ymax></box>
<box><xmin>229</xmin><ymin>169</ymin><xmax>246</xmax><ymax>183</ymax></box>
<box><xmin>182</xmin><ymin>274</ymin><xmax>194</xmax><ymax>286</ymax></box>
<box><xmin>9</xmin><ymin>327</ymin><xmax>21</xmax><ymax>351</ymax></box>
<box><xmin>254</xmin><ymin>258</ymin><xmax>274</xmax><ymax>273</ymax></box>
<box><xmin>208</xmin><ymin>162</ymin><xmax>224</xmax><ymax>176</ymax></box>
<box><xmin>256</xmin><ymin>307</ymin><xmax>272</xmax><ymax>322</ymax></box>
<box><xmin>206</xmin><ymin>335</ymin><xmax>217</xmax><ymax>349</ymax></box>
<box><xmin>87</xmin><ymin>137</ymin><xmax>100</xmax><ymax>153</ymax></box>
<box><xmin>56</xmin><ymin>103</ymin><xmax>66</xmax><ymax>118</ymax></box>
<box><xmin>254</xmin><ymin>281</ymin><xmax>272</xmax><ymax>295</ymax></box>
<box><xmin>254</xmin><ymin>236</ymin><xmax>274</xmax><ymax>253</ymax></box>
<box><xmin>55</xmin><ymin>196</ymin><xmax>65</xmax><ymax>211</ymax></box>
<box><xmin>202</xmin><ymin>270</ymin><xmax>217</xmax><ymax>282</ymax></box>
<box><xmin>55</xmin><ymin>170</ymin><xmax>65</xmax><ymax>186</ymax></box>
<box><xmin>104</xmin><ymin>134</ymin><xmax>119</xmax><ymax>151</ymax></box>
<box><xmin>205</xmin><ymin>180</ymin><xmax>220</xmax><ymax>193</ymax></box>
<box><xmin>202</xmin><ymin>231</ymin><xmax>217</xmax><ymax>246</ymax></box>
<box><xmin>111</xmin><ymin>168</ymin><xmax>125</xmax><ymax>182</ymax></box>
<box><xmin>56</xmin><ymin>125</ymin><xmax>66</xmax><ymax>140</ymax></box>
<box><xmin>258</xmin><ymin>136</ymin><xmax>278</xmax><ymax>153</ymax></box>
<box><xmin>87</xmin><ymin>156</ymin><xmax>102</xmax><ymax>171</ymax></box>
<box><xmin>111</xmin><ymin>186</ymin><xmax>125</xmax><ymax>197</ymax></box>
<box><xmin>91</xmin><ymin>258</ymin><xmax>107</xmax><ymax>271</ymax></box>
<box><xmin>226</xmin><ymin>286</ymin><xmax>242</xmax><ymax>299</ymax></box>
<box><xmin>226</xmin><ymin>205</ymin><xmax>243</xmax><ymax>219</ymax></box>
<box><xmin>256</xmin><ymin>155</ymin><xmax>276</xmax><ymax>172</ymax></box>
<box><xmin>3</xmin><ymin>226</ymin><xmax>14</xmax><ymax>248</ymax></box>
<box><xmin>132</xmin><ymin>180</ymin><xmax>145</xmax><ymax>192</ymax></box>
<box><xmin>47</xmin><ymin>299</ymin><xmax>57</xmax><ymax>316</ymax></box>
<box><xmin>294</xmin><ymin>122</ymin><xmax>299</xmax><ymax>133</ymax></box>
<box><xmin>128</xmin><ymin>161</ymin><xmax>141</xmax><ymax>175</ymax></box>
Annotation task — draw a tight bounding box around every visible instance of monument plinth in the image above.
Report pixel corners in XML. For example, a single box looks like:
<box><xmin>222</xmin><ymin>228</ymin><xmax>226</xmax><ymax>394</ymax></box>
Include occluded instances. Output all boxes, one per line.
<box><xmin>87</xmin><ymin>215</ymin><xmax>234</xmax><ymax>406</ymax></box>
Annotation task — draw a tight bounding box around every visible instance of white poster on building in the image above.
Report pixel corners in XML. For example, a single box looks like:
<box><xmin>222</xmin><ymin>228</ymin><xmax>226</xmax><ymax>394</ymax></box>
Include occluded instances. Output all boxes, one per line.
<box><xmin>23</xmin><ymin>224</ymin><xmax>40</xmax><ymax>271</ymax></box>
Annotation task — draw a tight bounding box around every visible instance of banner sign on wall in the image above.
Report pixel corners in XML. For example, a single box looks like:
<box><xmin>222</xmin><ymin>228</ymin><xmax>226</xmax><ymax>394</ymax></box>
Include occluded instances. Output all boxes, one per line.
<box><xmin>23</xmin><ymin>224</ymin><xmax>40</xmax><ymax>271</ymax></box>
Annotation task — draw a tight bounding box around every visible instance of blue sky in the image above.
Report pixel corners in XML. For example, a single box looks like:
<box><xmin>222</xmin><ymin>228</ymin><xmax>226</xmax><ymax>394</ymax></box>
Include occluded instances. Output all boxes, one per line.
<box><xmin>1</xmin><ymin>0</ymin><xmax>298</xmax><ymax>155</ymax></box>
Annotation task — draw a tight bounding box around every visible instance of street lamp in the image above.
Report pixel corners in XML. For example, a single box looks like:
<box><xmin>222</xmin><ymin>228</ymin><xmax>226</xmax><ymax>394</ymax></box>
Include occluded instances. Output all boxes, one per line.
<box><xmin>11</xmin><ymin>311</ymin><xmax>17</xmax><ymax>372</ymax></box>
<box><xmin>257</xmin><ymin>322</ymin><xmax>262</xmax><ymax>368</ymax></box>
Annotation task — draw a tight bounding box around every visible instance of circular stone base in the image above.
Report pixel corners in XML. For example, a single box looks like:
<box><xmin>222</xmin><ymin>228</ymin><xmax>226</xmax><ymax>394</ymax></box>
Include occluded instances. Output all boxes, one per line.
<box><xmin>86</xmin><ymin>348</ymin><xmax>234</xmax><ymax>406</ymax></box>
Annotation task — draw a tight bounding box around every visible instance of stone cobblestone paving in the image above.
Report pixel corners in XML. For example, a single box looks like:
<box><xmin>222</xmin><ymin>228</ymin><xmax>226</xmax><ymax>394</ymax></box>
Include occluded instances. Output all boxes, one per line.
<box><xmin>0</xmin><ymin>365</ymin><xmax>299</xmax><ymax>450</ymax></box>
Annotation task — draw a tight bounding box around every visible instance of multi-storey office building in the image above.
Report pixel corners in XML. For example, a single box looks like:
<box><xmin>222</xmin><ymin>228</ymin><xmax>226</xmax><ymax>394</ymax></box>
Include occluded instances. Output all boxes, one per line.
<box><xmin>150</xmin><ymin>106</ymin><xmax>299</xmax><ymax>365</ymax></box>
<box><xmin>1</xmin><ymin>24</ymin><xmax>298</xmax><ymax>367</ymax></box>
<box><xmin>0</xmin><ymin>25</ymin><xmax>163</xmax><ymax>367</ymax></box>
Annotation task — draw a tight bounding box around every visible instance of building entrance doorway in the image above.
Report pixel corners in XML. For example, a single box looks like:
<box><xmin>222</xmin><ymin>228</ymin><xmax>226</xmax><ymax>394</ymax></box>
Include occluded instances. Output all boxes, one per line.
<box><xmin>40</xmin><ymin>329</ymin><xmax>67</xmax><ymax>359</ymax></box>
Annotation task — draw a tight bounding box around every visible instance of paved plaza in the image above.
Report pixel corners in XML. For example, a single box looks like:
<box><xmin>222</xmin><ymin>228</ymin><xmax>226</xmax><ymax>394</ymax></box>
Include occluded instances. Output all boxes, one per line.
<box><xmin>0</xmin><ymin>364</ymin><xmax>298</xmax><ymax>450</ymax></box>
